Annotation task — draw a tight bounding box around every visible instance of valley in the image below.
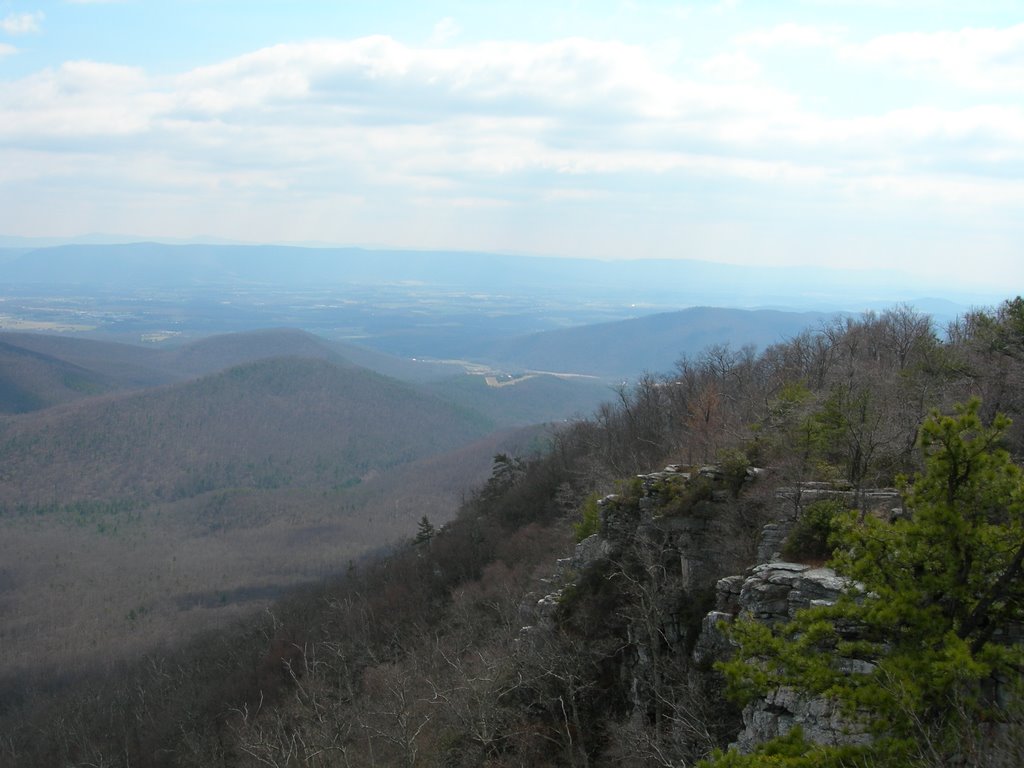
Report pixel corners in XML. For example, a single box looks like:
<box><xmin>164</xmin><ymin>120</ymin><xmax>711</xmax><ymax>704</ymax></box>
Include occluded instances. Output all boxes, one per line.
<box><xmin>4</xmin><ymin>1</ymin><xmax>1021</xmax><ymax>760</ymax></box>
<box><xmin>0</xmin><ymin>324</ymin><xmax>580</xmax><ymax>685</ymax></box>
<box><xmin>0</xmin><ymin>423</ymin><xmax>542</xmax><ymax>683</ymax></box>
<box><xmin>1</xmin><ymin>245</ymin><xmax>1015</xmax><ymax>767</ymax></box>
<box><xmin>3</xmin><ymin>294</ymin><xmax>1020</xmax><ymax>767</ymax></box>
<box><xmin>0</xmin><ymin>241</ymin><xmax>973</xmax><ymax>698</ymax></box>
<box><xmin>0</xmin><ymin>270</ymin><xmax>842</xmax><ymax>691</ymax></box>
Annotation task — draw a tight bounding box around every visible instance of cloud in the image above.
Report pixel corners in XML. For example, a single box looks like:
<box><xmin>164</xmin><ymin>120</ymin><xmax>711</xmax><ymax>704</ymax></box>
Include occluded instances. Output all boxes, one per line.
<box><xmin>699</xmin><ymin>51</ymin><xmax>761</xmax><ymax>80</ymax></box>
<box><xmin>842</xmin><ymin>24</ymin><xmax>1024</xmax><ymax>91</ymax></box>
<box><xmin>1</xmin><ymin>36</ymin><xmax>1017</xmax><ymax>181</ymax></box>
<box><xmin>0</xmin><ymin>43</ymin><xmax>16</xmax><ymax>56</ymax></box>
<box><xmin>171</xmin><ymin>36</ymin><xmax>780</xmax><ymax>123</ymax></box>
<box><xmin>736</xmin><ymin>22</ymin><xmax>840</xmax><ymax>48</ymax></box>
<box><xmin>1</xmin><ymin>11</ymin><xmax>44</xmax><ymax>35</ymax></box>
<box><xmin>1</xmin><ymin>37</ymin><xmax>1017</xmax><ymax>184</ymax></box>
<box><xmin>1</xmin><ymin>32</ymin><xmax>1022</xmax><ymax>277</ymax></box>
<box><xmin>0</xmin><ymin>60</ymin><xmax>155</xmax><ymax>138</ymax></box>
<box><xmin>430</xmin><ymin>17</ymin><xmax>461</xmax><ymax>45</ymax></box>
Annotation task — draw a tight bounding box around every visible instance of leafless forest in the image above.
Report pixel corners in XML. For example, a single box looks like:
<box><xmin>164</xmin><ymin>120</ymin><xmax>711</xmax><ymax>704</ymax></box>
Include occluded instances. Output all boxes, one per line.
<box><xmin>1</xmin><ymin>299</ymin><xmax>1022</xmax><ymax>765</ymax></box>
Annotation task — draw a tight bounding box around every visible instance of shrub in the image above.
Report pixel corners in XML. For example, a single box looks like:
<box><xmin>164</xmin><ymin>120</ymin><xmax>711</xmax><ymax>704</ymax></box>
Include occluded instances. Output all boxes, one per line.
<box><xmin>573</xmin><ymin>493</ymin><xmax>601</xmax><ymax>542</ymax></box>
<box><xmin>718</xmin><ymin>448</ymin><xmax>750</xmax><ymax>497</ymax></box>
<box><xmin>780</xmin><ymin>499</ymin><xmax>847</xmax><ymax>562</ymax></box>
<box><xmin>661</xmin><ymin>476</ymin><xmax>714</xmax><ymax>518</ymax></box>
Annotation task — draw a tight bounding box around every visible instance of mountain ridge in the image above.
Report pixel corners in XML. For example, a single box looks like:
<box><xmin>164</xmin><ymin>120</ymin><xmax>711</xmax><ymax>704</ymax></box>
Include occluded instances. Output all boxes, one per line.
<box><xmin>1</xmin><ymin>241</ymin><xmax>987</xmax><ymax>307</ymax></box>
<box><xmin>0</xmin><ymin>355</ymin><xmax>493</xmax><ymax>507</ymax></box>
<box><xmin>474</xmin><ymin>305</ymin><xmax>839</xmax><ymax>378</ymax></box>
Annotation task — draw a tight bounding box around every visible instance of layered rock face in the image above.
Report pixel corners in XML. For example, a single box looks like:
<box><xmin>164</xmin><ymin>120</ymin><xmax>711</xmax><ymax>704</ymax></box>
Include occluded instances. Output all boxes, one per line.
<box><xmin>694</xmin><ymin>561</ymin><xmax>850</xmax><ymax>665</ymax></box>
<box><xmin>535</xmin><ymin>463</ymin><xmax>767</xmax><ymax>609</ymax></box>
<box><xmin>723</xmin><ymin>561</ymin><xmax>850</xmax><ymax>624</ymax></box>
<box><xmin>699</xmin><ymin>562</ymin><xmax>874</xmax><ymax>752</ymax></box>
<box><xmin>523</xmin><ymin>465</ymin><xmax>896</xmax><ymax>756</ymax></box>
<box><xmin>523</xmin><ymin>465</ymin><xmax>772</xmax><ymax>732</ymax></box>
<box><xmin>734</xmin><ymin>686</ymin><xmax>871</xmax><ymax>753</ymax></box>
<box><xmin>757</xmin><ymin>483</ymin><xmax>901</xmax><ymax>562</ymax></box>
<box><xmin>601</xmin><ymin>465</ymin><xmax>769</xmax><ymax>592</ymax></box>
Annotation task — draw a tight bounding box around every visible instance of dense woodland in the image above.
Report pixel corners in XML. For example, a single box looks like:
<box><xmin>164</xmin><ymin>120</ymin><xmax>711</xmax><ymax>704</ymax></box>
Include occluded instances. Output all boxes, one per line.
<box><xmin>3</xmin><ymin>299</ymin><xmax>1024</xmax><ymax>766</ymax></box>
<box><xmin>0</xmin><ymin>333</ymin><xmax>527</xmax><ymax>684</ymax></box>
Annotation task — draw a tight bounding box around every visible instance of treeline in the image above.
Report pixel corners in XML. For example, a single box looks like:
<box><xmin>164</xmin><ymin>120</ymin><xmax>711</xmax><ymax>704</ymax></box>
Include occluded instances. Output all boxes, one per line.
<box><xmin>584</xmin><ymin>300</ymin><xmax>1024</xmax><ymax>489</ymax></box>
<box><xmin>3</xmin><ymin>299</ymin><xmax>1023</xmax><ymax>766</ymax></box>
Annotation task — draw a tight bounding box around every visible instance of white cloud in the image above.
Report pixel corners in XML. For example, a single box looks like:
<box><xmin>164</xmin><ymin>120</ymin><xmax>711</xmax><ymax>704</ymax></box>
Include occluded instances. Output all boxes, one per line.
<box><xmin>699</xmin><ymin>51</ymin><xmax>761</xmax><ymax>80</ymax></box>
<box><xmin>1</xmin><ymin>36</ymin><xmax>1018</xmax><ymax>188</ymax></box>
<box><xmin>842</xmin><ymin>24</ymin><xmax>1024</xmax><ymax>91</ymax></box>
<box><xmin>736</xmin><ymin>22</ymin><xmax>840</xmax><ymax>49</ymax></box>
<box><xmin>171</xmin><ymin>36</ymin><xmax>779</xmax><ymax>122</ymax></box>
<box><xmin>430</xmin><ymin>17</ymin><xmax>461</xmax><ymax>45</ymax></box>
<box><xmin>0</xmin><ymin>43</ymin><xmax>16</xmax><ymax>56</ymax></box>
<box><xmin>0</xmin><ymin>60</ymin><xmax>155</xmax><ymax>138</ymax></box>
<box><xmin>1</xmin><ymin>11</ymin><xmax>44</xmax><ymax>35</ymax></box>
<box><xmin>1</xmin><ymin>32</ymin><xmax>1022</xmax><ymax>274</ymax></box>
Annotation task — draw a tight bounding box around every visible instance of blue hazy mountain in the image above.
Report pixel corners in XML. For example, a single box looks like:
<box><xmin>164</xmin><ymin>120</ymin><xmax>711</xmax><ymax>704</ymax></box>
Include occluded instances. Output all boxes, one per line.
<box><xmin>472</xmin><ymin>306</ymin><xmax>837</xmax><ymax>378</ymax></box>
<box><xmin>0</xmin><ymin>242</ymin><xmax>993</xmax><ymax>310</ymax></box>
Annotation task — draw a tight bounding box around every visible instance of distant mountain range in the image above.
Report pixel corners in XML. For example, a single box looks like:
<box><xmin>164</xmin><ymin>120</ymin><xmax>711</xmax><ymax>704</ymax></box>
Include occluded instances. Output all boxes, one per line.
<box><xmin>0</xmin><ymin>301</ymin><xmax>843</xmax><ymax>420</ymax></box>
<box><xmin>474</xmin><ymin>306</ymin><xmax>838</xmax><ymax>378</ymax></box>
<box><xmin>0</xmin><ymin>308</ymin><xmax>849</xmax><ymax>506</ymax></box>
<box><xmin>0</xmin><ymin>241</ymin><xmax>996</xmax><ymax>309</ymax></box>
<box><xmin>0</xmin><ymin>328</ymin><xmax>615</xmax><ymax>422</ymax></box>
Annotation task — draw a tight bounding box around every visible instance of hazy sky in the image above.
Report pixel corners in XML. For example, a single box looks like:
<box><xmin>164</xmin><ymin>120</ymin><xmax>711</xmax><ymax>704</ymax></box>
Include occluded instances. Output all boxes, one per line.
<box><xmin>1</xmin><ymin>1</ymin><xmax>1022</xmax><ymax>291</ymax></box>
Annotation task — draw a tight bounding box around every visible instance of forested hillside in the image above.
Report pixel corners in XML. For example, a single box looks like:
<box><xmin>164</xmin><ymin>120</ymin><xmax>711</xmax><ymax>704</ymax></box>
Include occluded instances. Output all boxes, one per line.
<box><xmin>3</xmin><ymin>300</ymin><xmax>1023</xmax><ymax>766</ymax></box>
<box><xmin>473</xmin><ymin>306</ymin><xmax>837</xmax><ymax>378</ymax></box>
<box><xmin>0</xmin><ymin>328</ymin><xmax>353</xmax><ymax>408</ymax></box>
<box><xmin>0</xmin><ymin>356</ymin><xmax>490</xmax><ymax>506</ymax></box>
<box><xmin>0</xmin><ymin>327</ymin><xmax>616</xmax><ymax>425</ymax></box>
<box><xmin>0</xmin><ymin>340</ymin><xmax>114</xmax><ymax>412</ymax></box>
<box><xmin>0</xmin><ymin>335</ymin><xmax>550</xmax><ymax>693</ymax></box>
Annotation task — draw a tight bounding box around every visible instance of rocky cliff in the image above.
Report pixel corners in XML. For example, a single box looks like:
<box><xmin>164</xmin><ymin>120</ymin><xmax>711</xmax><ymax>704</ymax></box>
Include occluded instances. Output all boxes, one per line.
<box><xmin>522</xmin><ymin>463</ymin><xmax>902</xmax><ymax>757</ymax></box>
<box><xmin>699</xmin><ymin>562</ymin><xmax>874</xmax><ymax>751</ymax></box>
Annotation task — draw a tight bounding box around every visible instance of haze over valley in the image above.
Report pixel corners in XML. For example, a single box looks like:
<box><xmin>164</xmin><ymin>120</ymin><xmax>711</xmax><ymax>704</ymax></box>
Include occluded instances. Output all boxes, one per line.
<box><xmin>0</xmin><ymin>250</ymin><xmax>852</xmax><ymax>685</ymax></box>
<box><xmin>0</xmin><ymin>240</ymin><xmax>1003</xmax><ymax>694</ymax></box>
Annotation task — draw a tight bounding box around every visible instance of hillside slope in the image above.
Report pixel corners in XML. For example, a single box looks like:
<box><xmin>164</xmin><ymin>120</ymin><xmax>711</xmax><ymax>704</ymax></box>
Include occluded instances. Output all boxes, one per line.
<box><xmin>0</xmin><ymin>421</ymin><xmax>546</xmax><ymax>682</ymax></box>
<box><xmin>1</xmin><ymin>328</ymin><xmax>349</xmax><ymax>385</ymax></box>
<box><xmin>159</xmin><ymin>327</ymin><xmax>351</xmax><ymax>377</ymax></box>
<box><xmin>0</xmin><ymin>341</ymin><xmax>115</xmax><ymax>413</ymax></box>
<box><xmin>475</xmin><ymin>306</ymin><xmax>836</xmax><ymax>377</ymax></box>
<box><xmin>0</xmin><ymin>356</ymin><xmax>492</xmax><ymax>507</ymax></box>
<box><xmin>425</xmin><ymin>372</ymin><xmax>611</xmax><ymax>426</ymax></box>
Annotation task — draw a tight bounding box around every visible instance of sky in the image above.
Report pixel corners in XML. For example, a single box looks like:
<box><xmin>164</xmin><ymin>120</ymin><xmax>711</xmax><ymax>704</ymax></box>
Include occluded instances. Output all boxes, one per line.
<box><xmin>1</xmin><ymin>1</ymin><xmax>1022</xmax><ymax>293</ymax></box>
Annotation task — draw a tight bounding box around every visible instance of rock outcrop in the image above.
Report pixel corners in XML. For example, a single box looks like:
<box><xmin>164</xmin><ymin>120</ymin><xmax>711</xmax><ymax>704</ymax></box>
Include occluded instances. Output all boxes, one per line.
<box><xmin>524</xmin><ymin>465</ymin><xmax>897</xmax><ymax>757</ymax></box>
<box><xmin>757</xmin><ymin>484</ymin><xmax>902</xmax><ymax>562</ymax></box>
<box><xmin>734</xmin><ymin>685</ymin><xmax>872</xmax><ymax>753</ymax></box>
<box><xmin>521</xmin><ymin>464</ymin><xmax>772</xmax><ymax>742</ymax></box>
<box><xmin>697</xmin><ymin>561</ymin><xmax>873</xmax><ymax>751</ymax></box>
<box><xmin>525</xmin><ymin>464</ymin><xmax>766</xmax><ymax>629</ymax></box>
